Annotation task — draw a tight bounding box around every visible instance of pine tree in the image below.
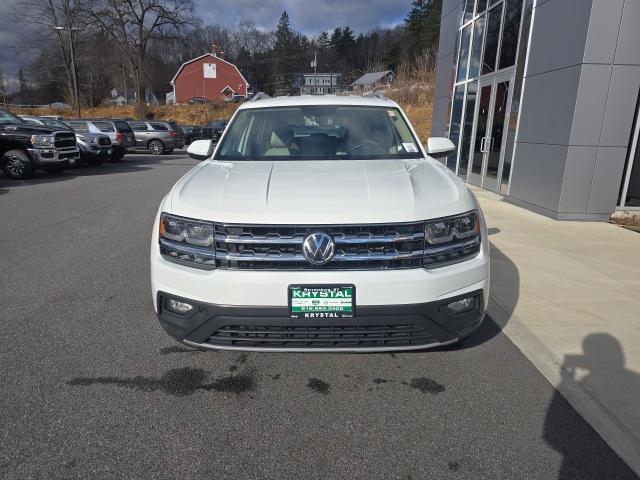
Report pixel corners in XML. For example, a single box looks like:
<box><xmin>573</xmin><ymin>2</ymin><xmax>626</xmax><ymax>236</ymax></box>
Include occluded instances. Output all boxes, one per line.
<box><xmin>404</xmin><ymin>0</ymin><xmax>441</xmax><ymax>57</ymax></box>
<box><xmin>272</xmin><ymin>11</ymin><xmax>296</xmax><ymax>91</ymax></box>
<box><xmin>17</xmin><ymin>68</ymin><xmax>31</xmax><ymax>105</ymax></box>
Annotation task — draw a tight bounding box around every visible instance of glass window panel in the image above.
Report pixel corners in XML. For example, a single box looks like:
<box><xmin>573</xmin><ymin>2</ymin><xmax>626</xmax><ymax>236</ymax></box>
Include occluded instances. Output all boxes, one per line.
<box><xmin>500</xmin><ymin>95</ymin><xmax>519</xmax><ymax>193</ymax></box>
<box><xmin>459</xmin><ymin>81</ymin><xmax>478</xmax><ymax>177</ymax></box>
<box><xmin>482</xmin><ymin>4</ymin><xmax>503</xmax><ymax>75</ymax></box>
<box><xmin>499</xmin><ymin>0</ymin><xmax>523</xmax><ymax>70</ymax></box>
<box><xmin>624</xmin><ymin>130</ymin><xmax>640</xmax><ymax>206</ymax></box>
<box><xmin>486</xmin><ymin>80</ymin><xmax>510</xmax><ymax>180</ymax></box>
<box><xmin>476</xmin><ymin>0</ymin><xmax>488</xmax><ymax>13</ymax></box>
<box><xmin>456</xmin><ymin>25</ymin><xmax>472</xmax><ymax>82</ymax></box>
<box><xmin>472</xmin><ymin>85</ymin><xmax>492</xmax><ymax>175</ymax></box>
<box><xmin>464</xmin><ymin>0</ymin><xmax>475</xmax><ymax>24</ymax></box>
<box><xmin>468</xmin><ymin>15</ymin><xmax>486</xmax><ymax>79</ymax></box>
<box><xmin>447</xmin><ymin>85</ymin><xmax>465</xmax><ymax>170</ymax></box>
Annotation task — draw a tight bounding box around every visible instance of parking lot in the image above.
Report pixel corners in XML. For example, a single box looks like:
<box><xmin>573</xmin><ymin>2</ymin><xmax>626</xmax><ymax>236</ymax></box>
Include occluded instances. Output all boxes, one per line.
<box><xmin>0</xmin><ymin>152</ymin><xmax>637</xmax><ymax>479</ymax></box>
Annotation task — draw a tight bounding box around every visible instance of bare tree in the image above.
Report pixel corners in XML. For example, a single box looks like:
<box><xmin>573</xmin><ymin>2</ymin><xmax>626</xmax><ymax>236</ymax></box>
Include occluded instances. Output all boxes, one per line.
<box><xmin>14</xmin><ymin>0</ymin><xmax>84</xmax><ymax>111</ymax></box>
<box><xmin>0</xmin><ymin>67</ymin><xmax>8</xmax><ymax>108</ymax></box>
<box><xmin>84</xmin><ymin>0</ymin><xmax>196</xmax><ymax>115</ymax></box>
<box><xmin>233</xmin><ymin>21</ymin><xmax>274</xmax><ymax>56</ymax></box>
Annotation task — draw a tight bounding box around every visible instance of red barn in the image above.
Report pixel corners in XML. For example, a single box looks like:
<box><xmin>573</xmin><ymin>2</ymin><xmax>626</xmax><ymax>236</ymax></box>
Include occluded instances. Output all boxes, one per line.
<box><xmin>170</xmin><ymin>53</ymin><xmax>249</xmax><ymax>104</ymax></box>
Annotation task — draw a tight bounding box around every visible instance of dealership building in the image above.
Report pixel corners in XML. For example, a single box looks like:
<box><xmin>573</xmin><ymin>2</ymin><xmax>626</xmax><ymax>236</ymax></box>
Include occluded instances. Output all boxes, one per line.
<box><xmin>431</xmin><ymin>0</ymin><xmax>640</xmax><ymax>220</ymax></box>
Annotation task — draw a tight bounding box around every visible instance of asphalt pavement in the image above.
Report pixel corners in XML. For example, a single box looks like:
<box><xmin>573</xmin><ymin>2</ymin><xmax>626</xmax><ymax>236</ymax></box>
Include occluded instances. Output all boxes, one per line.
<box><xmin>0</xmin><ymin>153</ymin><xmax>637</xmax><ymax>480</ymax></box>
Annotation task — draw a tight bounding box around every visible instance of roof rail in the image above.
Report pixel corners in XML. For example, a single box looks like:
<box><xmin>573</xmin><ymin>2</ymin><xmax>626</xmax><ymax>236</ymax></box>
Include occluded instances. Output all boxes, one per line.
<box><xmin>250</xmin><ymin>92</ymin><xmax>271</xmax><ymax>102</ymax></box>
<box><xmin>362</xmin><ymin>90</ymin><xmax>387</xmax><ymax>100</ymax></box>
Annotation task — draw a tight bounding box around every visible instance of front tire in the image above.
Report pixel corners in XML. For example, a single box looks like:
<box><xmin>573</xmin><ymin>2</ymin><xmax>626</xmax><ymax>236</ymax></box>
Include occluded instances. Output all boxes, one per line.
<box><xmin>1</xmin><ymin>150</ymin><xmax>35</xmax><ymax>180</ymax></box>
<box><xmin>148</xmin><ymin>140</ymin><xmax>164</xmax><ymax>155</ymax></box>
<box><xmin>111</xmin><ymin>148</ymin><xmax>125</xmax><ymax>161</ymax></box>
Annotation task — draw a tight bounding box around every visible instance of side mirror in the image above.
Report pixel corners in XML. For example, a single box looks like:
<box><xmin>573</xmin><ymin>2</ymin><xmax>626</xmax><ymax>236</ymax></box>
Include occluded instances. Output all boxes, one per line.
<box><xmin>426</xmin><ymin>137</ymin><xmax>456</xmax><ymax>159</ymax></box>
<box><xmin>187</xmin><ymin>139</ymin><xmax>214</xmax><ymax>161</ymax></box>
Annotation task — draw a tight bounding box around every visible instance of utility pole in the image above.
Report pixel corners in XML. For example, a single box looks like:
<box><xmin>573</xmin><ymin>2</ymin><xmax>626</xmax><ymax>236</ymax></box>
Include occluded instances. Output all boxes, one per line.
<box><xmin>312</xmin><ymin>52</ymin><xmax>317</xmax><ymax>95</ymax></box>
<box><xmin>54</xmin><ymin>25</ymin><xmax>82</xmax><ymax>118</ymax></box>
<box><xmin>122</xmin><ymin>59</ymin><xmax>128</xmax><ymax>105</ymax></box>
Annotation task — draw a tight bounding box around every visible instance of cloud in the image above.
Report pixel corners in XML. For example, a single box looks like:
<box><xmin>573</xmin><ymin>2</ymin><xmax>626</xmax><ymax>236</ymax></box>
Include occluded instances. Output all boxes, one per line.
<box><xmin>0</xmin><ymin>0</ymin><xmax>412</xmax><ymax>81</ymax></box>
<box><xmin>194</xmin><ymin>0</ymin><xmax>412</xmax><ymax>35</ymax></box>
<box><xmin>0</xmin><ymin>0</ymin><xmax>40</xmax><ymax>83</ymax></box>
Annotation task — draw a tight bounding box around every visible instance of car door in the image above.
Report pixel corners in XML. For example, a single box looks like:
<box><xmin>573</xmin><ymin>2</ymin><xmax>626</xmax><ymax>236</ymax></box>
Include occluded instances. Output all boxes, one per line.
<box><xmin>130</xmin><ymin>122</ymin><xmax>150</xmax><ymax>148</ymax></box>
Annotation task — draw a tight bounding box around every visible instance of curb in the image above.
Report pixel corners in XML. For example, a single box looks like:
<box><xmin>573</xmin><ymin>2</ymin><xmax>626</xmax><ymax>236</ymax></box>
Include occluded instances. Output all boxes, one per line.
<box><xmin>488</xmin><ymin>298</ymin><xmax>640</xmax><ymax>477</ymax></box>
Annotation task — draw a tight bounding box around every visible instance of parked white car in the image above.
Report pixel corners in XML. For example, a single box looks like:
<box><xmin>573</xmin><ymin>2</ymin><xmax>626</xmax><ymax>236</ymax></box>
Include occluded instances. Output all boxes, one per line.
<box><xmin>150</xmin><ymin>95</ymin><xmax>489</xmax><ymax>352</ymax></box>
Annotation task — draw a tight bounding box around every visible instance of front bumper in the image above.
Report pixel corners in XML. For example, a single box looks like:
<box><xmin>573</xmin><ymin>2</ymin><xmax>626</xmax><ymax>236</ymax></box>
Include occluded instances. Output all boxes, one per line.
<box><xmin>80</xmin><ymin>146</ymin><xmax>112</xmax><ymax>159</ymax></box>
<box><xmin>28</xmin><ymin>147</ymin><xmax>80</xmax><ymax>166</ymax></box>
<box><xmin>156</xmin><ymin>289</ymin><xmax>485</xmax><ymax>352</ymax></box>
<box><xmin>150</xmin><ymin>201</ymin><xmax>490</xmax><ymax>352</ymax></box>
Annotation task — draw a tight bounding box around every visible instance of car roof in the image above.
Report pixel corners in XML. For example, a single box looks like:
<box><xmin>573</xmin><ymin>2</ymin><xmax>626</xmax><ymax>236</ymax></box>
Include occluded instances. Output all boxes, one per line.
<box><xmin>237</xmin><ymin>94</ymin><xmax>400</xmax><ymax>111</ymax></box>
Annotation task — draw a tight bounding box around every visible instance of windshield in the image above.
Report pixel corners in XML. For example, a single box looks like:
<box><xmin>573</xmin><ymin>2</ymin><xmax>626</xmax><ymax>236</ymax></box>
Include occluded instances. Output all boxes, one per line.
<box><xmin>93</xmin><ymin>121</ymin><xmax>115</xmax><ymax>132</ymax></box>
<box><xmin>114</xmin><ymin>120</ymin><xmax>132</xmax><ymax>132</ymax></box>
<box><xmin>0</xmin><ymin>110</ymin><xmax>25</xmax><ymax>125</ymax></box>
<box><xmin>214</xmin><ymin>105</ymin><xmax>422</xmax><ymax>161</ymax></box>
<box><xmin>40</xmin><ymin>118</ymin><xmax>72</xmax><ymax>130</ymax></box>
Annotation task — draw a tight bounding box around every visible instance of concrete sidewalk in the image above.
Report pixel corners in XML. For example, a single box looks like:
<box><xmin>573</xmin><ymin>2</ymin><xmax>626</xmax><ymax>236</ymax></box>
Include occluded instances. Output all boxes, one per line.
<box><xmin>473</xmin><ymin>187</ymin><xmax>640</xmax><ymax>475</ymax></box>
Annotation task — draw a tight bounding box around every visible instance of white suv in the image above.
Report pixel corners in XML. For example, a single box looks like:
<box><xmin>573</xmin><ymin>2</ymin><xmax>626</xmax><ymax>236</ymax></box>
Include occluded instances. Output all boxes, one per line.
<box><xmin>150</xmin><ymin>95</ymin><xmax>489</xmax><ymax>352</ymax></box>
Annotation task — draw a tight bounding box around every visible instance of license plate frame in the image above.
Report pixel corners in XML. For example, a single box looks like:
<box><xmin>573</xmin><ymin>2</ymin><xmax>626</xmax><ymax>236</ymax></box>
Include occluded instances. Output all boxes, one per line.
<box><xmin>288</xmin><ymin>284</ymin><xmax>356</xmax><ymax>319</ymax></box>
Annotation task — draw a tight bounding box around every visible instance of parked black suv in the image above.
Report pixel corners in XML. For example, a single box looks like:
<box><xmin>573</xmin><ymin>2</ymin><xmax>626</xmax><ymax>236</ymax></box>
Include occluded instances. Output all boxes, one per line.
<box><xmin>0</xmin><ymin>109</ymin><xmax>79</xmax><ymax>179</ymax></box>
<box><xmin>201</xmin><ymin>119</ymin><xmax>227</xmax><ymax>143</ymax></box>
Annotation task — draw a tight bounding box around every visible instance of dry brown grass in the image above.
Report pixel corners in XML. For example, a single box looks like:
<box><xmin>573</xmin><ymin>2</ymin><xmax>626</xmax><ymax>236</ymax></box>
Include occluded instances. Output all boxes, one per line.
<box><xmin>386</xmin><ymin>56</ymin><xmax>435</xmax><ymax>143</ymax></box>
<box><xmin>13</xmin><ymin>102</ymin><xmax>241</xmax><ymax>125</ymax></box>
<box><xmin>12</xmin><ymin>64</ymin><xmax>435</xmax><ymax>140</ymax></box>
<box><xmin>611</xmin><ymin>214</ymin><xmax>640</xmax><ymax>227</ymax></box>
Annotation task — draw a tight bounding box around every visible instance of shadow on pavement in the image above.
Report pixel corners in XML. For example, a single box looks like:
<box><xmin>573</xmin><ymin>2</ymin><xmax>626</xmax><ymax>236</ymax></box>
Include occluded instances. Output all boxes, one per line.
<box><xmin>0</xmin><ymin>154</ymin><xmax>192</xmax><ymax>188</ymax></box>
<box><xmin>544</xmin><ymin>334</ymin><xmax>640</xmax><ymax>479</ymax></box>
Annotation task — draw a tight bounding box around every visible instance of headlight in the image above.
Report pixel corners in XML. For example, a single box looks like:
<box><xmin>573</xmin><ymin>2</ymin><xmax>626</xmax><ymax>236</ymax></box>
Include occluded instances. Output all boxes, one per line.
<box><xmin>159</xmin><ymin>213</ymin><xmax>216</xmax><ymax>269</ymax></box>
<box><xmin>30</xmin><ymin>134</ymin><xmax>55</xmax><ymax>147</ymax></box>
<box><xmin>423</xmin><ymin>211</ymin><xmax>481</xmax><ymax>268</ymax></box>
<box><xmin>89</xmin><ymin>137</ymin><xmax>96</xmax><ymax>144</ymax></box>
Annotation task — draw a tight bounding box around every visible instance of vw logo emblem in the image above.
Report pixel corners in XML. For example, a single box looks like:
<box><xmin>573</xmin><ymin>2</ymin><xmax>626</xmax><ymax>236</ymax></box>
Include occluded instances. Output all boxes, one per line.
<box><xmin>302</xmin><ymin>232</ymin><xmax>336</xmax><ymax>265</ymax></box>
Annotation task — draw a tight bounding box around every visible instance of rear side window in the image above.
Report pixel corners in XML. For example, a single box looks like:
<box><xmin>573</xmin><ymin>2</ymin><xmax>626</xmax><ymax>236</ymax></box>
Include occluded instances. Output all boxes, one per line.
<box><xmin>69</xmin><ymin>121</ymin><xmax>89</xmax><ymax>132</ymax></box>
<box><xmin>114</xmin><ymin>121</ymin><xmax>132</xmax><ymax>132</ymax></box>
<box><xmin>149</xmin><ymin>122</ymin><xmax>168</xmax><ymax>131</ymax></box>
<box><xmin>93</xmin><ymin>121</ymin><xmax>115</xmax><ymax>132</ymax></box>
<box><xmin>131</xmin><ymin>122</ymin><xmax>148</xmax><ymax>131</ymax></box>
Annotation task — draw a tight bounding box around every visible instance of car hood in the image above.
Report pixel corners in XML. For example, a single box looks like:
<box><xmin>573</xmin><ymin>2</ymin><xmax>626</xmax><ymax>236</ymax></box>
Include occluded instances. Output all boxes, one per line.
<box><xmin>168</xmin><ymin>159</ymin><xmax>474</xmax><ymax>224</ymax></box>
<box><xmin>1</xmin><ymin>123</ymin><xmax>70</xmax><ymax>135</ymax></box>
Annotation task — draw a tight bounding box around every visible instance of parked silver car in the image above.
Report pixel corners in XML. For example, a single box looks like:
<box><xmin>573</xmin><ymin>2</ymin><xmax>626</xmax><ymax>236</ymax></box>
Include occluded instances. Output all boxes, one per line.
<box><xmin>129</xmin><ymin>121</ymin><xmax>182</xmax><ymax>155</ymax></box>
<box><xmin>22</xmin><ymin>116</ymin><xmax>112</xmax><ymax>165</ymax></box>
<box><xmin>67</xmin><ymin>119</ymin><xmax>135</xmax><ymax>161</ymax></box>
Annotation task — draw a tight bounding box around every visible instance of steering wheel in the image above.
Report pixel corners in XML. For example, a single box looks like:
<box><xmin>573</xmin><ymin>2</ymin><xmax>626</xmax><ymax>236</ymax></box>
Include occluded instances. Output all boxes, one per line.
<box><xmin>348</xmin><ymin>139</ymin><xmax>385</xmax><ymax>154</ymax></box>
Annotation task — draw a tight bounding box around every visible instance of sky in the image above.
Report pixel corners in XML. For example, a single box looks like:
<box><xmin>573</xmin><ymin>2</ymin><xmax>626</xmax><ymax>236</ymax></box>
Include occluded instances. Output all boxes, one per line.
<box><xmin>0</xmin><ymin>0</ymin><xmax>412</xmax><ymax>84</ymax></box>
<box><xmin>193</xmin><ymin>0</ymin><xmax>411</xmax><ymax>34</ymax></box>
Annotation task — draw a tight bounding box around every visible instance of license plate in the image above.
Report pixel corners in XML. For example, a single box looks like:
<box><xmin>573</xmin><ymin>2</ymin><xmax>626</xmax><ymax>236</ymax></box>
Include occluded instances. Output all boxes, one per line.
<box><xmin>289</xmin><ymin>285</ymin><xmax>355</xmax><ymax>319</ymax></box>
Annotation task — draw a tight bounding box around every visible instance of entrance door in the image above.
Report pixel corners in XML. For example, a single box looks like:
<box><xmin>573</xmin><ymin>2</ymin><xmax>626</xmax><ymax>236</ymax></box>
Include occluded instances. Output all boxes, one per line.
<box><xmin>467</xmin><ymin>71</ymin><xmax>515</xmax><ymax>191</ymax></box>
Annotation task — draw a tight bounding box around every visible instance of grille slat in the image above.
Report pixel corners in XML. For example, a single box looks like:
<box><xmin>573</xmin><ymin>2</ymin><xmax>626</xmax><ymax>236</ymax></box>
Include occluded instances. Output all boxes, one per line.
<box><xmin>54</xmin><ymin>132</ymin><xmax>76</xmax><ymax>148</ymax></box>
<box><xmin>214</xmin><ymin>222</ymin><xmax>426</xmax><ymax>270</ymax></box>
<box><xmin>207</xmin><ymin>324</ymin><xmax>433</xmax><ymax>348</ymax></box>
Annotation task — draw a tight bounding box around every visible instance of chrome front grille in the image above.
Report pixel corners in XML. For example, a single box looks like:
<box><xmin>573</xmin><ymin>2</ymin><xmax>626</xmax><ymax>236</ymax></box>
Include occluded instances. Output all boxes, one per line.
<box><xmin>54</xmin><ymin>132</ymin><xmax>76</xmax><ymax>148</ymax></box>
<box><xmin>98</xmin><ymin>136</ymin><xmax>111</xmax><ymax>146</ymax></box>
<box><xmin>214</xmin><ymin>222</ymin><xmax>426</xmax><ymax>270</ymax></box>
<box><xmin>159</xmin><ymin>218</ymin><xmax>481</xmax><ymax>271</ymax></box>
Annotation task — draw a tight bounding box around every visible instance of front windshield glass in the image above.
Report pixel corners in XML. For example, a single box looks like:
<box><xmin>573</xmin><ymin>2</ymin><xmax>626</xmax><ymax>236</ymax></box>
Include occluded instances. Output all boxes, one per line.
<box><xmin>214</xmin><ymin>105</ymin><xmax>422</xmax><ymax>161</ymax></box>
<box><xmin>41</xmin><ymin>118</ymin><xmax>72</xmax><ymax>130</ymax></box>
<box><xmin>0</xmin><ymin>110</ymin><xmax>25</xmax><ymax>125</ymax></box>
